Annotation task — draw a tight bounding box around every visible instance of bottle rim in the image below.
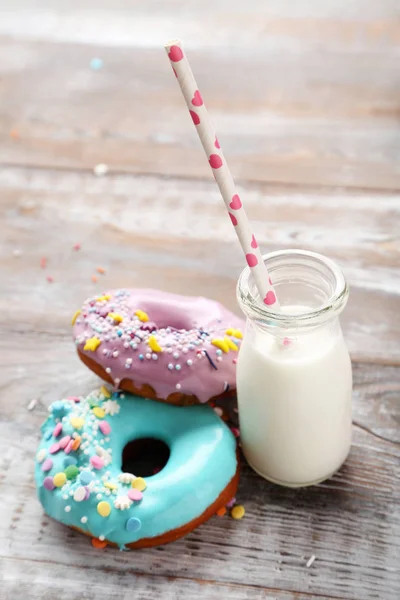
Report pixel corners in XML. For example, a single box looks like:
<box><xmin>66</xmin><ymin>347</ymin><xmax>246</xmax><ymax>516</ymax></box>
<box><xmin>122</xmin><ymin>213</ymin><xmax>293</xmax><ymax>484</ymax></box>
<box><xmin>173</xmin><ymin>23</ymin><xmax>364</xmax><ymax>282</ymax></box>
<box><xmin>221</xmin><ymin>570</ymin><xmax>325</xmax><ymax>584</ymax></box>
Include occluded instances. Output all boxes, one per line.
<box><xmin>236</xmin><ymin>249</ymin><xmax>349</xmax><ymax>328</ymax></box>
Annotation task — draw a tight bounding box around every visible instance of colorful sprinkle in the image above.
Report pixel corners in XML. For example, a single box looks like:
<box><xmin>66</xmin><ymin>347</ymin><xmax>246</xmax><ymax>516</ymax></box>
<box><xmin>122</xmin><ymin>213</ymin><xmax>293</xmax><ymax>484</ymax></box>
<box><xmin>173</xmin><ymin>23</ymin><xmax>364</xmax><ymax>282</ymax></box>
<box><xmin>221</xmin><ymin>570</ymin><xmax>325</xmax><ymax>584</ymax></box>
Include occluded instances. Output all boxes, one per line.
<box><xmin>97</xmin><ymin>501</ymin><xmax>111</xmax><ymax>517</ymax></box>
<box><xmin>100</xmin><ymin>385</ymin><xmax>111</xmax><ymax>398</ymax></box>
<box><xmin>93</xmin><ymin>163</ymin><xmax>109</xmax><ymax>176</ymax></box>
<box><xmin>74</xmin><ymin>486</ymin><xmax>88</xmax><ymax>502</ymax></box>
<box><xmin>64</xmin><ymin>465</ymin><xmax>79</xmax><ymax>480</ymax></box>
<box><xmin>126</xmin><ymin>517</ymin><xmax>142</xmax><ymax>532</ymax></box>
<box><xmin>96</xmin><ymin>266</ymin><xmax>106</xmax><ymax>274</ymax></box>
<box><xmin>92</xmin><ymin>537</ymin><xmax>108</xmax><ymax>549</ymax></box>
<box><xmin>40</xmin><ymin>256</ymin><xmax>47</xmax><ymax>269</ymax></box>
<box><xmin>49</xmin><ymin>443</ymin><xmax>60</xmax><ymax>454</ymax></box>
<box><xmin>225</xmin><ymin>328</ymin><xmax>243</xmax><ymax>339</ymax></box>
<box><xmin>71</xmin><ymin>310</ymin><xmax>81</xmax><ymax>325</ymax></box>
<box><xmin>83</xmin><ymin>337</ymin><xmax>101</xmax><ymax>352</ymax></box>
<box><xmin>36</xmin><ymin>449</ymin><xmax>47</xmax><ymax>463</ymax></box>
<box><xmin>99</xmin><ymin>420</ymin><xmax>111</xmax><ymax>435</ymax></box>
<box><xmin>92</xmin><ymin>406</ymin><xmax>105</xmax><ymax>419</ymax></box>
<box><xmin>59</xmin><ymin>435</ymin><xmax>71</xmax><ymax>449</ymax></box>
<box><xmin>70</xmin><ymin>417</ymin><xmax>85</xmax><ymax>430</ymax></box>
<box><xmin>63</xmin><ymin>456</ymin><xmax>77</xmax><ymax>468</ymax></box>
<box><xmin>73</xmin><ymin>242</ymin><xmax>81</xmax><ymax>251</ymax></box>
<box><xmin>216</xmin><ymin>506</ymin><xmax>227</xmax><ymax>517</ymax></box>
<box><xmin>131</xmin><ymin>477</ymin><xmax>146</xmax><ymax>492</ymax></box>
<box><xmin>108</xmin><ymin>312</ymin><xmax>123</xmax><ymax>323</ymax></box>
<box><xmin>134</xmin><ymin>309</ymin><xmax>149</xmax><ymax>322</ymax></box>
<box><xmin>104</xmin><ymin>481</ymin><xmax>117</xmax><ymax>491</ymax></box>
<box><xmin>43</xmin><ymin>476</ymin><xmax>55</xmax><ymax>491</ymax></box>
<box><xmin>53</xmin><ymin>423</ymin><xmax>62</xmax><ymax>437</ymax></box>
<box><xmin>90</xmin><ymin>455</ymin><xmax>104</xmax><ymax>469</ymax></box>
<box><xmin>71</xmin><ymin>436</ymin><xmax>81</xmax><ymax>451</ymax></box>
<box><xmin>211</xmin><ymin>338</ymin><xmax>230</xmax><ymax>353</ymax></box>
<box><xmin>53</xmin><ymin>472</ymin><xmax>67</xmax><ymax>487</ymax></box>
<box><xmin>226</xmin><ymin>497</ymin><xmax>236</xmax><ymax>508</ymax></box>
<box><xmin>80</xmin><ymin>471</ymin><xmax>94</xmax><ymax>485</ymax></box>
<box><xmin>41</xmin><ymin>458</ymin><xmax>53</xmax><ymax>472</ymax></box>
<box><xmin>128</xmin><ymin>488</ymin><xmax>143</xmax><ymax>502</ymax></box>
<box><xmin>46</xmin><ymin>275</ymin><xmax>54</xmax><ymax>283</ymax></box>
<box><xmin>97</xmin><ymin>295</ymin><xmax>111</xmax><ymax>302</ymax></box>
<box><xmin>231</xmin><ymin>505</ymin><xmax>245</xmax><ymax>520</ymax></box>
<box><xmin>224</xmin><ymin>336</ymin><xmax>238</xmax><ymax>351</ymax></box>
<box><xmin>148</xmin><ymin>335</ymin><xmax>163</xmax><ymax>353</ymax></box>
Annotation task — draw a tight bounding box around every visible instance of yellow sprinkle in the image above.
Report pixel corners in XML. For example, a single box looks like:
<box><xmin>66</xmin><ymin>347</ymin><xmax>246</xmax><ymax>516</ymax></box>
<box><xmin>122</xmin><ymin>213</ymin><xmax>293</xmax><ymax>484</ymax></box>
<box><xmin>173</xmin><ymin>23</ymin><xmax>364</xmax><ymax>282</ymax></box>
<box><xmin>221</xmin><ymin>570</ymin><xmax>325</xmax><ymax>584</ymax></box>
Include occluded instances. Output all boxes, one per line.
<box><xmin>231</xmin><ymin>505</ymin><xmax>245</xmax><ymax>520</ymax></box>
<box><xmin>71</xmin><ymin>310</ymin><xmax>81</xmax><ymax>326</ymax></box>
<box><xmin>108</xmin><ymin>312</ymin><xmax>123</xmax><ymax>323</ymax></box>
<box><xmin>211</xmin><ymin>338</ymin><xmax>230</xmax><ymax>353</ymax></box>
<box><xmin>53</xmin><ymin>472</ymin><xmax>67</xmax><ymax>488</ymax></box>
<box><xmin>97</xmin><ymin>501</ymin><xmax>111</xmax><ymax>517</ymax></box>
<box><xmin>134</xmin><ymin>309</ymin><xmax>149</xmax><ymax>322</ymax></box>
<box><xmin>96</xmin><ymin>294</ymin><xmax>111</xmax><ymax>302</ymax></box>
<box><xmin>70</xmin><ymin>417</ymin><xmax>85</xmax><ymax>430</ymax></box>
<box><xmin>104</xmin><ymin>481</ymin><xmax>117</xmax><ymax>490</ymax></box>
<box><xmin>92</xmin><ymin>406</ymin><xmax>105</xmax><ymax>419</ymax></box>
<box><xmin>224</xmin><ymin>336</ymin><xmax>238</xmax><ymax>352</ymax></box>
<box><xmin>83</xmin><ymin>337</ymin><xmax>101</xmax><ymax>352</ymax></box>
<box><xmin>225</xmin><ymin>328</ymin><xmax>243</xmax><ymax>340</ymax></box>
<box><xmin>131</xmin><ymin>477</ymin><xmax>147</xmax><ymax>492</ymax></box>
<box><xmin>148</xmin><ymin>335</ymin><xmax>163</xmax><ymax>353</ymax></box>
<box><xmin>100</xmin><ymin>385</ymin><xmax>111</xmax><ymax>399</ymax></box>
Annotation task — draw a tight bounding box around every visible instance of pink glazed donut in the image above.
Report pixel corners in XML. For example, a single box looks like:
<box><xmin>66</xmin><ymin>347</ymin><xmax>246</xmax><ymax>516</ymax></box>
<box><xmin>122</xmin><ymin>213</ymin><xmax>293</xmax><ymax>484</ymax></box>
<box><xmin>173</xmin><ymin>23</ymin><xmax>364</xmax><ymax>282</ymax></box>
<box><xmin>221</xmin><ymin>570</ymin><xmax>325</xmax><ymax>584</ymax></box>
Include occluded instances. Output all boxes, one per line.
<box><xmin>72</xmin><ymin>289</ymin><xmax>244</xmax><ymax>406</ymax></box>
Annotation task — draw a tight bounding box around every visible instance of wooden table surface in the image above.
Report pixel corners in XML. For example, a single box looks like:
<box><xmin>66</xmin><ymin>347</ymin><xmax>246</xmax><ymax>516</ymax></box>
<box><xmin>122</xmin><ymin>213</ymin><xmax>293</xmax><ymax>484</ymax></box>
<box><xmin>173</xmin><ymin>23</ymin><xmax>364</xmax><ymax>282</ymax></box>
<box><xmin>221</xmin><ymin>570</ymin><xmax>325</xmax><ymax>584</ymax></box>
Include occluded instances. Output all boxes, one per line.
<box><xmin>0</xmin><ymin>2</ymin><xmax>399</xmax><ymax>599</ymax></box>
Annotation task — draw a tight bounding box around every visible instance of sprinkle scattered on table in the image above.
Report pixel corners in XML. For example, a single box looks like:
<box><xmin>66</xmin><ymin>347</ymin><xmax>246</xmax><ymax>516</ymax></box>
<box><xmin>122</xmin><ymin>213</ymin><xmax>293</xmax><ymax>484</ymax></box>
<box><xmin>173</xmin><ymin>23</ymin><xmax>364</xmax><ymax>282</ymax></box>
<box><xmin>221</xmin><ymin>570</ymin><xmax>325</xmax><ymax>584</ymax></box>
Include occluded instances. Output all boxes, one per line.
<box><xmin>96</xmin><ymin>266</ymin><xmax>106</xmax><ymax>274</ymax></box>
<box><xmin>306</xmin><ymin>555</ymin><xmax>316</xmax><ymax>568</ymax></box>
<box><xmin>90</xmin><ymin>57</ymin><xmax>104</xmax><ymax>71</ymax></box>
<box><xmin>40</xmin><ymin>256</ymin><xmax>47</xmax><ymax>269</ymax></box>
<box><xmin>92</xmin><ymin>274</ymin><xmax>98</xmax><ymax>283</ymax></box>
<box><xmin>27</xmin><ymin>399</ymin><xmax>37</xmax><ymax>411</ymax></box>
<box><xmin>12</xmin><ymin>249</ymin><xmax>22</xmax><ymax>258</ymax></box>
<box><xmin>46</xmin><ymin>275</ymin><xmax>54</xmax><ymax>283</ymax></box>
<box><xmin>9</xmin><ymin>128</ymin><xmax>19</xmax><ymax>139</ymax></box>
<box><xmin>231</xmin><ymin>505</ymin><xmax>245</xmax><ymax>520</ymax></box>
<box><xmin>73</xmin><ymin>243</ymin><xmax>81</xmax><ymax>251</ymax></box>
<box><xmin>93</xmin><ymin>163</ymin><xmax>109</xmax><ymax>176</ymax></box>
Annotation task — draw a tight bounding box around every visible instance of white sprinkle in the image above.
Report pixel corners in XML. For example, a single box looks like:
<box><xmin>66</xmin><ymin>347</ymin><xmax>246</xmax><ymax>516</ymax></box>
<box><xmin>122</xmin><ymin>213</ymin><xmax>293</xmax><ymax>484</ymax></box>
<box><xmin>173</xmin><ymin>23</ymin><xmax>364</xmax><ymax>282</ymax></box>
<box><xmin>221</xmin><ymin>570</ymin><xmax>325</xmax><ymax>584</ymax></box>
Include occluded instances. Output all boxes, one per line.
<box><xmin>13</xmin><ymin>249</ymin><xmax>23</xmax><ymax>257</ymax></box>
<box><xmin>36</xmin><ymin>449</ymin><xmax>47</xmax><ymax>463</ymax></box>
<box><xmin>99</xmin><ymin>534</ymin><xmax>105</xmax><ymax>541</ymax></box>
<box><xmin>28</xmin><ymin>399</ymin><xmax>37</xmax><ymax>411</ymax></box>
<box><xmin>186</xmin><ymin>359</ymin><xmax>193</xmax><ymax>366</ymax></box>
<box><xmin>306</xmin><ymin>555</ymin><xmax>316</xmax><ymax>568</ymax></box>
<box><xmin>93</xmin><ymin>163</ymin><xmax>109</xmax><ymax>176</ymax></box>
<box><xmin>176</xmin><ymin>383</ymin><xmax>181</xmax><ymax>390</ymax></box>
<box><xmin>81</xmin><ymin>516</ymin><xmax>88</xmax><ymax>524</ymax></box>
<box><xmin>96</xmin><ymin>493</ymin><xmax>102</xmax><ymax>500</ymax></box>
<box><xmin>214</xmin><ymin>407</ymin><xmax>223</xmax><ymax>417</ymax></box>
<box><xmin>65</xmin><ymin>505</ymin><xmax>71</xmax><ymax>512</ymax></box>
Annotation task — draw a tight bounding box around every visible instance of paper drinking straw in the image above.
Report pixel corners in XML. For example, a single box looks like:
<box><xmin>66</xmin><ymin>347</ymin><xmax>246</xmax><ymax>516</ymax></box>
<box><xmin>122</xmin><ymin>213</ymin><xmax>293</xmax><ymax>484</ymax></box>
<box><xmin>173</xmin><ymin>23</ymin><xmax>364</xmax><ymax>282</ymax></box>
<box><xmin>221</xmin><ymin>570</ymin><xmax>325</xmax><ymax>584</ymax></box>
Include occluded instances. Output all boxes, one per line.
<box><xmin>164</xmin><ymin>39</ymin><xmax>280</xmax><ymax>309</ymax></box>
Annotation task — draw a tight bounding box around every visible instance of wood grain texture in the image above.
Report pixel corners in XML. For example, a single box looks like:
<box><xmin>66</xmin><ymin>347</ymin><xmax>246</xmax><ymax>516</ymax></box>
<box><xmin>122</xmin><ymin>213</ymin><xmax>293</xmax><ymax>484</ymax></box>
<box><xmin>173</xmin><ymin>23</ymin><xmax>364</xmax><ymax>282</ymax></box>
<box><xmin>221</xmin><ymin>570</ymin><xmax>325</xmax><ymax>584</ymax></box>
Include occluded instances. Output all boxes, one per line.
<box><xmin>0</xmin><ymin>1</ymin><xmax>399</xmax><ymax>598</ymax></box>
<box><xmin>1</xmin><ymin>167</ymin><xmax>399</xmax><ymax>362</ymax></box>
<box><xmin>1</xmin><ymin>1</ymin><xmax>400</xmax><ymax>190</ymax></box>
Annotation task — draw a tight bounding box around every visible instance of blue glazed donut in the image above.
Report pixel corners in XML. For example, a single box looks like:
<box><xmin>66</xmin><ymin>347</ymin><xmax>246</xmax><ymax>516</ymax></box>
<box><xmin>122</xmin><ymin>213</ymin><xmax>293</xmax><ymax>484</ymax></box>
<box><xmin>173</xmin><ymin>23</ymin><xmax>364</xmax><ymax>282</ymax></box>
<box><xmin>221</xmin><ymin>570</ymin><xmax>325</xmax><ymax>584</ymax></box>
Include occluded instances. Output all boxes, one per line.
<box><xmin>35</xmin><ymin>388</ymin><xmax>239</xmax><ymax>548</ymax></box>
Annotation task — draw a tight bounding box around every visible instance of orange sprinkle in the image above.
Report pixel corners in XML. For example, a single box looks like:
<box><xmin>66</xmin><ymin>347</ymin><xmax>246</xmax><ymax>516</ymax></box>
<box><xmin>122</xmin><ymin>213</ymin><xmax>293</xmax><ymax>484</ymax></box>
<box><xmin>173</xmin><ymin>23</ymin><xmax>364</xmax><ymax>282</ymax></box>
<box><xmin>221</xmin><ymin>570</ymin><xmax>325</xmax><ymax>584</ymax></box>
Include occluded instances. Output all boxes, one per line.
<box><xmin>9</xmin><ymin>128</ymin><xmax>19</xmax><ymax>139</ymax></box>
<box><xmin>91</xmin><ymin>275</ymin><xmax>98</xmax><ymax>283</ymax></box>
<box><xmin>96</xmin><ymin>266</ymin><xmax>106</xmax><ymax>275</ymax></box>
<box><xmin>71</xmin><ymin>436</ymin><xmax>81</xmax><ymax>451</ymax></box>
<box><xmin>216</xmin><ymin>506</ymin><xmax>227</xmax><ymax>517</ymax></box>
<box><xmin>91</xmin><ymin>538</ymin><xmax>107</xmax><ymax>549</ymax></box>
<box><xmin>40</xmin><ymin>257</ymin><xmax>47</xmax><ymax>269</ymax></box>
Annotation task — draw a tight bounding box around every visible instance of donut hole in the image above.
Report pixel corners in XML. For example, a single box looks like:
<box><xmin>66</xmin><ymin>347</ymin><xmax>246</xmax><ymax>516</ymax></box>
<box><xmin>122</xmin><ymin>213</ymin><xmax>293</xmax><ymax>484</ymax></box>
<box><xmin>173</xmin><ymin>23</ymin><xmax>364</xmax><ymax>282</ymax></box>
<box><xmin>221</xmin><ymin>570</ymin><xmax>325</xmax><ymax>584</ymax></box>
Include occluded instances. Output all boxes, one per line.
<box><xmin>121</xmin><ymin>438</ymin><xmax>170</xmax><ymax>478</ymax></box>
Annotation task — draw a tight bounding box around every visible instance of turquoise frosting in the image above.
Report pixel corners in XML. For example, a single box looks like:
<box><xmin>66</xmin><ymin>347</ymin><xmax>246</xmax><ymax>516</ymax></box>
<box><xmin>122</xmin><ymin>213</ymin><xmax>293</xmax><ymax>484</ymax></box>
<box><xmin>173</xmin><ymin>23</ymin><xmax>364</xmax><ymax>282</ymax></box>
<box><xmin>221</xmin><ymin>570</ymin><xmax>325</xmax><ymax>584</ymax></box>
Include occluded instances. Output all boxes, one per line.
<box><xmin>35</xmin><ymin>389</ymin><xmax>237</xmax><ymax>548</ymax></box>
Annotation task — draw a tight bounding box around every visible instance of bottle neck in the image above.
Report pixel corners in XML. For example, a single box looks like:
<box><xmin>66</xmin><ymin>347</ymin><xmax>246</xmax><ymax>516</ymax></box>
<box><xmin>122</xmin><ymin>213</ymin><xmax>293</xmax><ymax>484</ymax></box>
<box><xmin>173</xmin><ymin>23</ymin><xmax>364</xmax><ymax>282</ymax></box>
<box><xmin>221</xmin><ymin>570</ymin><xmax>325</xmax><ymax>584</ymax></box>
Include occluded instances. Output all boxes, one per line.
<box><xmin>237</xmin><ymin>249</ymin><xmax>349</xmax><ymax>333</ymax></box>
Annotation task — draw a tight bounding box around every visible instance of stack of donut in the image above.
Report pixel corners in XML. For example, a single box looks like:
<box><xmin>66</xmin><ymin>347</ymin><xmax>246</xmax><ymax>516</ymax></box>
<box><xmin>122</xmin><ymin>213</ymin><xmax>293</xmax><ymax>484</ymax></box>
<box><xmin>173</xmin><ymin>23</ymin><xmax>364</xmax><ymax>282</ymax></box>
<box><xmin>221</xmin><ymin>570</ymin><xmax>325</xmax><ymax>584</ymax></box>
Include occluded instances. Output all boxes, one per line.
<box><xmin>35</xmin><ymin>289</ymin><xmax>243</xmax><ymax>548</ymax></box>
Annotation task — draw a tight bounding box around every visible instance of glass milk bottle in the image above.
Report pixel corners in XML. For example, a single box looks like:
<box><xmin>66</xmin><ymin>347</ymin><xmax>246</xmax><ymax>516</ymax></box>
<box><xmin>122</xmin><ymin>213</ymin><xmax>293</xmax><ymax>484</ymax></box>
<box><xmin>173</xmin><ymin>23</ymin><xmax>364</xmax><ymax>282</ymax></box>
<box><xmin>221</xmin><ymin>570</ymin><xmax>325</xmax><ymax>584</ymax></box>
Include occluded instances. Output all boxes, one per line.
<box><xmin>236</xmin><ymin>249</ymin><xmax>352</xmax><ymax>487</ymax></box>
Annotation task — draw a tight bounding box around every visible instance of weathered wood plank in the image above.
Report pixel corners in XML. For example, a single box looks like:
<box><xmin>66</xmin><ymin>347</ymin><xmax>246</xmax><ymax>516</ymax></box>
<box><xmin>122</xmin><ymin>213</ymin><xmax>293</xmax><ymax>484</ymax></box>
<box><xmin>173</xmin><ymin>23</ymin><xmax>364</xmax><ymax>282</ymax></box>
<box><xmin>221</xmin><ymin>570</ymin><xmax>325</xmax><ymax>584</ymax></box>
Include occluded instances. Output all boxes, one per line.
<box><xmin>0</xmin><ymin>35</ymin><xmax>399</xmax><ymax>189</ymax></box>
<box><xmin>1</xmin><ymin>167</ymin><xmax>399</xmax><ymax>362</ymax></box>
<box><xmin>0</xmin><ymin>558</ymin><xmax>344</xmax><ymax>600</ymax></box>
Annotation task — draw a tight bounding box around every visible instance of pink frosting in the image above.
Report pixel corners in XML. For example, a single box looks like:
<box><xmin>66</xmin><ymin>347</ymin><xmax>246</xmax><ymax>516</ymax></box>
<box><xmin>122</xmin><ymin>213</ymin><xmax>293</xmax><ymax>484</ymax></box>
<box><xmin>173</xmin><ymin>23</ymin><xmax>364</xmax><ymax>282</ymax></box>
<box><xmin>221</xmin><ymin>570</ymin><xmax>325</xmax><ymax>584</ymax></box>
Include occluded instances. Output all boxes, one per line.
<box><xmin>73</xmin><ymin>289</ymin><xmax>244</xmax><ymax>403</ymax></box>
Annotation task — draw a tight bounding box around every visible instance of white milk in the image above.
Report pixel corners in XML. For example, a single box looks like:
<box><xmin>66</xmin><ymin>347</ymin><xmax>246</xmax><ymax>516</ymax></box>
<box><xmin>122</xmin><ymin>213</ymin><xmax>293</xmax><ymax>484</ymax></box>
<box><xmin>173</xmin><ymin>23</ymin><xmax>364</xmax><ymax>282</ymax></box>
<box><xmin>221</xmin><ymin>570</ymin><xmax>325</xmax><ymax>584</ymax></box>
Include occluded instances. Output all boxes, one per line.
<box><xmin>237</xmin><ymin>306</ymin><xmax>352</xmax><ymax>487</ymax></box>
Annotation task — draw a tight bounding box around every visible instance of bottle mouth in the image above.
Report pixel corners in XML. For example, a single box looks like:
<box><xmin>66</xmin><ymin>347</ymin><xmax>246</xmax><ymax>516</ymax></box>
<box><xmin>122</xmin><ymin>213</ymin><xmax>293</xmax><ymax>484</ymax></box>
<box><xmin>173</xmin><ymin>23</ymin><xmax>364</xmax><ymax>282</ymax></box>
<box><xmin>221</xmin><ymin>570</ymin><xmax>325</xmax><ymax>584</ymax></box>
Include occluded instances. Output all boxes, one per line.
<box><xmin>237</xmin><ymin>249</ymin><xmax>349</xmax><ymax>329</ymax></box>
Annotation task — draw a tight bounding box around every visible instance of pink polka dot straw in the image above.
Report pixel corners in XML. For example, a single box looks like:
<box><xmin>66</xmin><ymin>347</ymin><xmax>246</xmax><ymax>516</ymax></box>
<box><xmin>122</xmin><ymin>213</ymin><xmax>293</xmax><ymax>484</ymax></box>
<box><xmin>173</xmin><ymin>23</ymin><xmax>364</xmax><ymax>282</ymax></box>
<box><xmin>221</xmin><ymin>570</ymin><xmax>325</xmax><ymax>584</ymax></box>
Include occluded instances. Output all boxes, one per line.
<box><xmin>165</xmin><ymin>39</ymin><xmax>280</xmax><ymax>309</ymax></box>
